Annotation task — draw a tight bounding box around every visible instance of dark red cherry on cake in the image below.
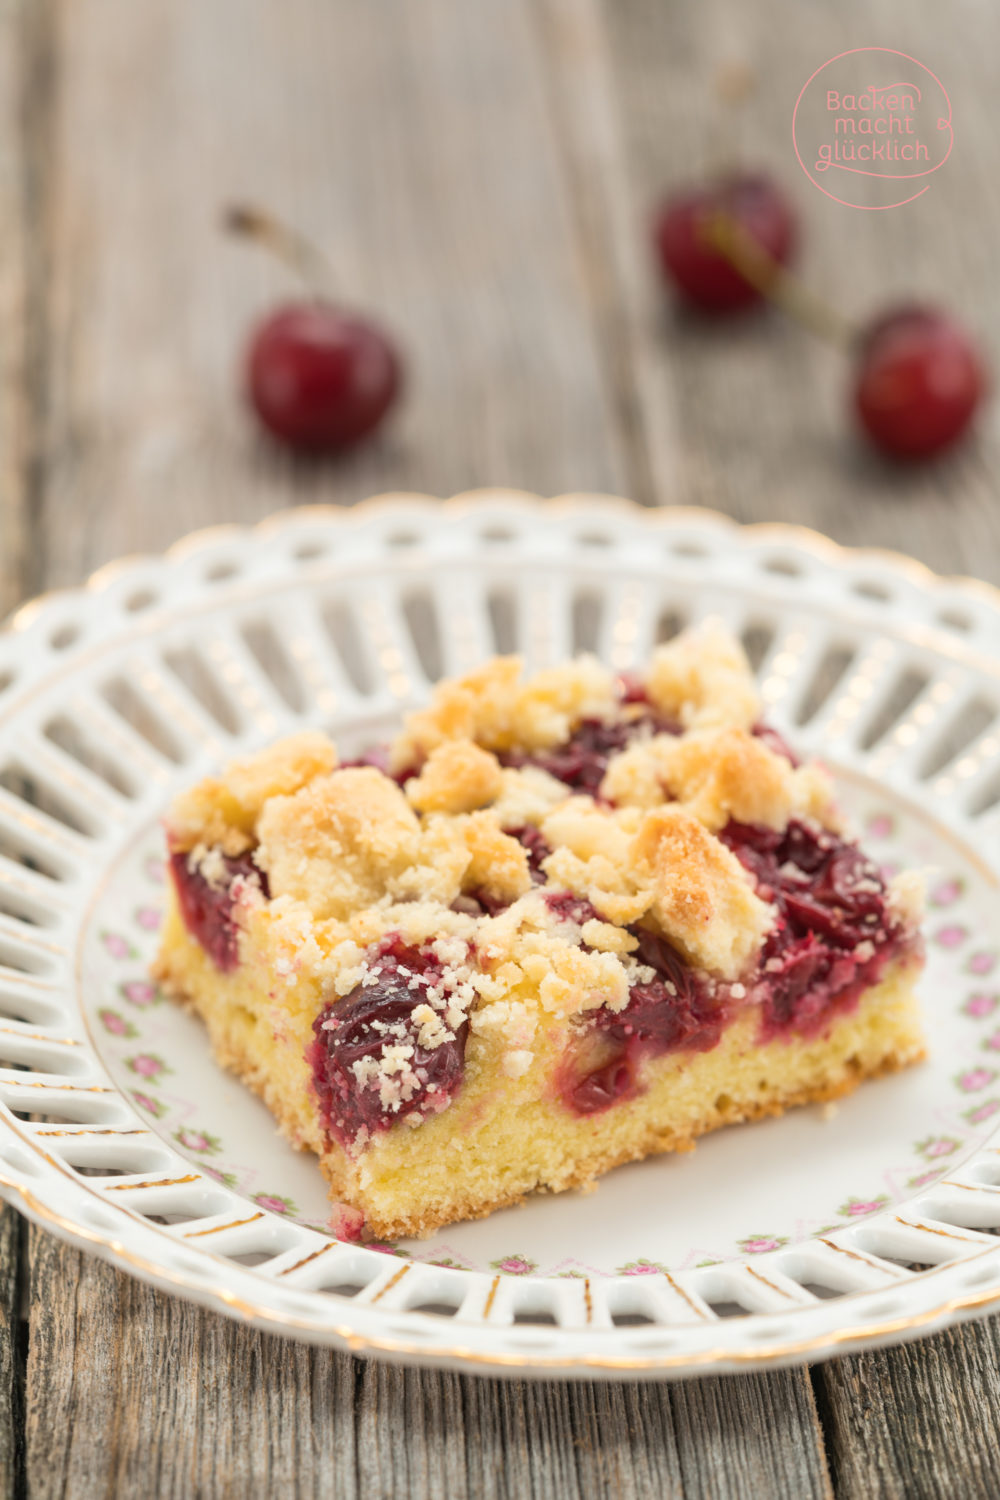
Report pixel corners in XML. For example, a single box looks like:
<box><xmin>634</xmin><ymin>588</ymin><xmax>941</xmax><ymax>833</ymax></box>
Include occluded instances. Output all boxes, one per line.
<box><xmin>246</xmin><ymin>302</ymin><xmax>402</xmax><ymax>452</ymax></box>
<box><xmin>169</xmin><ymin>849</ymin><xmax>267</xmax><ymax>972</ymax></box>
<box><xmin>653</xmin><ymin>173</ymin><xmax>797</xmax><ymax>313</ymax></box>
<box><xmin>309</xmin><ymin>940</ymin><xmax>468</xmax><ymax>1147</ymax></box>
<box><xmin>501</xmin><ymin>706</ymin><xmax>679</xmax><ymax>795</ymax></box>
<box><xmin>853</xmin><ymin>305</ymin><xmax>986</xmax><ymax>460</ymax></box>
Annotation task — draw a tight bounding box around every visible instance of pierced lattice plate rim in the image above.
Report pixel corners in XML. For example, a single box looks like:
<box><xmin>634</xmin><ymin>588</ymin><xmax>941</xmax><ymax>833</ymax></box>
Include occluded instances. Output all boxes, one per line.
<box><xmin>3</xmin><ymin>489</ymin><xmax>1000</xmax><ymax>1379</ymax></box>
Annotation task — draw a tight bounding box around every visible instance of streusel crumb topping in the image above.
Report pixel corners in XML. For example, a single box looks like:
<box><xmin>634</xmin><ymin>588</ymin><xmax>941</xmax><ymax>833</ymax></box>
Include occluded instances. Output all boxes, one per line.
<box><xmin>390</xmin><ymin>654</ymin><xmax>616</xmax><ymax>770</ymax></box>
<box><xmin>601</xmin><ymin>726</ymin><xmax>838</xmax><ymax>832</ymax></box>
<box><xmin>169</xmin><ymin>730</ymin><xmax>337</xmax><ymax>855</ymax></box>
<box><xmin>646</xmin><ymin>619</ymin><xmax>761</xmax><ymax>730</ymax></box>
<box><xmin>164</xmin><ymin>627</ymin><xmax>921</xmax><ymax>1072</ymax></box>
<box><xmin>405</xmin><ymin>739</ymin><xmax>504</xmax><ymax>814</ymax></box>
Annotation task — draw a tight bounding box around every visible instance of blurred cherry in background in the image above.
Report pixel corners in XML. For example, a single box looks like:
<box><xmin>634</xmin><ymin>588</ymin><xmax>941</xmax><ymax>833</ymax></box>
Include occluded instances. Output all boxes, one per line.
<box><xmin>227</xmin><ymin>205</ymin><xmax>402</xmax><ymax>455</ymax></box>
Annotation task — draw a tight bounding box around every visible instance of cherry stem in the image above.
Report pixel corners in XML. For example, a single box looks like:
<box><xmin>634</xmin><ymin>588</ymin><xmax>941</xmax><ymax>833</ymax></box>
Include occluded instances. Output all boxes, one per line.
<box><xmin>223</xmin><ymin>203</ymin><xmax>335</xmax><ymax>302</ymax></box>
<box><xmin>701</xmin><ymin>210</ymin><xmax>856</xmax><ymax>350</ymax></box>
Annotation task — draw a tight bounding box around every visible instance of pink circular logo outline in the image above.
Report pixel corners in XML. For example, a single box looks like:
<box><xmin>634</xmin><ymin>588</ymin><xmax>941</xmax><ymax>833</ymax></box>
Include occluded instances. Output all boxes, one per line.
<box><xmin>792</xmin><ymin>47</ymin><xmax>953</xmax><ymax>211</ymax></box>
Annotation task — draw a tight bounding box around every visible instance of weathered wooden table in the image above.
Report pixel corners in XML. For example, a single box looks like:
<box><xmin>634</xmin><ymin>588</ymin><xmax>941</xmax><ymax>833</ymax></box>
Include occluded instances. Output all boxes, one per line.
<box><xmin>2</xmin><ymin>1</ymin><xmax>999</xmax><ymax>1494</ymax></box>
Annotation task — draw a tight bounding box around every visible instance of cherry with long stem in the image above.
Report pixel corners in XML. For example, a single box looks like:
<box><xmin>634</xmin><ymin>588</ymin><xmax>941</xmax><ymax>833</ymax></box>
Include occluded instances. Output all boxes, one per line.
<box><xmin>655</xmin><ymin>174</ymin><xmax>985</xmax><ymax>460</ymax></box>
<box><xmin>707</xmin><ymin>212</ymin><xmax>985</xmax><ymax>459</ymax></box>
<box><xmin>225</xmin><ymin>202</ymin><xmax>402</xmax><ymax>454</ymax></box>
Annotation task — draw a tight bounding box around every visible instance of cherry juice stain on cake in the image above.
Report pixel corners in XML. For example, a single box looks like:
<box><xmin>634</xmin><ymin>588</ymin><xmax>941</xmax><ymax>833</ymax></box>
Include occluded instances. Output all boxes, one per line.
<box><xmin>544</xmin><ymin>890</ymin><xmax>604</xmax><ymax>929</ymax></box>
<box><xmin>751</xmin><ymin>722</ymin><xmax>800</xmax><ymax>765</ymax></box>
<box><xmin>169</xmin><ymin>849</ymin><xmax>269</xmax><ymax>972</ymax></box>
<box><xmin>510</xmin><ymin>824</ymin><xmax>552</xmax><ymax>880</ymax></box>
<box><xmin>309</xmin><ymin>938</ymin><xmax>469</xmax><ymax>1149</ymax></box>
<box><xmin>560</xmin><ymin>820</ymin><xmax>912</xmax><ymax>1117</ymax></box>
<box><xmin>546</xmin><ymin>890</ymin><xmax>734</xmax><ymax>1115</ymax></box>
<box><xmin>562</xmin><ymin>928</ymin><xmax>735</xmax><ymax>1116</ymax></box>
<box><xmin>459</xmin><ymin>828</ymin><xmax>553</xmax><ymax>917</ymax></box>
<box><xmin>499</xmin><ymin>700</ymin><xmax>680</xmax><ymax>796</ymax></box>
<box><xmin>723</xmin><ymin>819</ymin><xmax>910</xmax><ymax>1040</ymax></box>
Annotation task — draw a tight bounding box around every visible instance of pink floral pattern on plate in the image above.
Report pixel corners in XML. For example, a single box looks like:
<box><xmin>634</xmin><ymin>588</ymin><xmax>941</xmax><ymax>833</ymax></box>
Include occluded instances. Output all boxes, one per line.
<box><xmin>127</xmin><ymin>1053</ymin><xmax>170</xmax><ymax>1081</ymax></box>
<box><xmin>173</xmin><ymin>1126</ymin><xmax>222</xmax><ymax>1156</ymax></box>
<box><xmin>956</xmin><ymin>1068</ymin><xmax>996</xmax><ymax>1093</ymax></box>
<box><xmin>930</xmin><ymin>877</ymin><xmax>964</xmax><ymax>908</ymax></box>
<box><xmin>965</xmin><ymin>1099</ymin><xmax>1000</xmax><ymax>1126</ymax></box>
<box><xmin>82</xmin><ymin>800</ymin><xmax>1000</xmax><ymax>1275</ymax></box>
<box><xmin>908</xmin><ymin>1168</ymin><xmax>945</xmax><ymax>1190</ymax></box>
<box><xmin>131</xmin><ymin>1090</ymin><xmax>166</xmax><ymax>1119</ymax></box>
<box><xmin>490</xmin><ymin>1255</ymin><xmax>537</xmax><ymax>1276</ymax></box>
<box><xmin>738</xmin><ymin>1235</ymin><xmax>789</xmax><ymax>1255</ymax></box>
<box><xmin>101</xmin><ymin>931</ymin><xmax>135</xmax><ymax>961</ymax></box>
<box><xmin>98</xmin><ymin>1008</ymin><xmax>137</xmax><ymax>1039</ymax></box>
<box><xmin>253</xmin><ymin>1193</ymin><xmax>297</xmax><ymax>1215</ymax></box>
<box><xmin>838</xmin><ymin>1195</ymin><xmax>889</xmax><ymax>1218</ymax></box>
<box><xmin>120</xmin><ymin>980</ymin><xmax>160</xmax><ymax>1008</ymax></box>
<box><xmin>915</xmin><ymin>1136</ymin><xmax>960</xmax><ymax>1160</ymax></box>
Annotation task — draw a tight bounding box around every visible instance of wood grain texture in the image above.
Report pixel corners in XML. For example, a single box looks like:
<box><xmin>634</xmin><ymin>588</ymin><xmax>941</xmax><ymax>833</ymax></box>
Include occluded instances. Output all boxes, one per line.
<box><xmin>25</xmin><ymin>1226</ymin><xmax>830</xmax><ymax>1500</ymax></box>
<box><xmin>0</xmin><ymin>0</ymin><xmax>37</xmax><ymax>616</ymax></box>
<box><xmin>0</xmin><ymin>1207</ymin><xmax>20</xmax><ymax>1500</ymax></box>
<box><xmin>20</xmin><ymin>1</ymin><xmax>837</xmax><ymax>1496</ymax></box>
<box><xmin>37</xmin><ymin>0</ymin><xmax>632</xmax><ymax>585</ymax></box>
<box><xmin>359</xmin><ymin>1359</ymin><xmax>831</xmax><ymax>1500</ymax></box>
<box><xmin>816</xmin><ymin>1320</ymin><xmax>1000</xmax><ymax>1500</ymax></box>
<box><xmin>25</xmin><ymin>1224</ymin><xmax>355</xmax><ymax>1499</ymax></box>
<box><xmin>598</xmin><ymin>0</ymin><xmax>1000</xmax><ymax>579</ymax></box>
<box><xmin>0</xmin><ymin>0</ymin><xmax>33</xmax><ymax>1486</ymax></box>
<box><xmin>532</xmin><ymin>0</ymin><xmax>683</xmax><ymax>510</ymax></box>
<box><xmin>6</xmin><ymin>0</ymin><xmax>1000</xmax><ymax>1494</ymax></box>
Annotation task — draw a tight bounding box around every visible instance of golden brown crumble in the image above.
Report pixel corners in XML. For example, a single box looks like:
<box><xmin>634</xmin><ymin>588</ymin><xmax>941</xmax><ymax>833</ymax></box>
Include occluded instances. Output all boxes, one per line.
<box><xmin>157</xmin><ymin>627</ymin><xmax>929</xmax><ymax>1238</ymax></box>
<box><xmin>389</xmin><ymin>654</ymin><xmax>615</xmax><ymax>770</ymax></box>
<box><xmin>490</xmin><ymin>765</ymin><xmax>578</xmax><ymax>829</ymax></box>
<box><xmin>255</xmin><ymin>768</ymin><xmax>422</xmax><ymax>919</ymax></box>
<box><xmin>404</xmin><ymin>738</ymin><xmax>504</xmax><ymax>814</ymax></box>
<box><xmin>601</xmin><ymin>726</ymin><xmax>837</xmax><ymax>832</ymax></box>
<box><xmin>630</xmin><ymin>806</ymin><xmax>774</xmax><ymax>977</ymax></box>
<box><xmin>163</xmin><ymin>632</ymin><xmax>919</xmax><ymax>1041</ymax></box>
<box><xmin>455</xmin><ymin>811</ymin><xmax>532</xmax><ymax>903</ymax></box>
<box><xmin>168</xmin><ymin>731</ymin><xmax>337</xmax><ymax>855</ymax></box>
<box><xmin>646</xmin><ymin>619</ymin><xmax>760</xmax><ymax>730</ymax></box>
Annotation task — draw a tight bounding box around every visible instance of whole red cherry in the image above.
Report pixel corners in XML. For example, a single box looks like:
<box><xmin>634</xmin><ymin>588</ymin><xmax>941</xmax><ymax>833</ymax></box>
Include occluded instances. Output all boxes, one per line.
<box><xmin>853</xmin><ymin>305</ymin><xmax>986</xmax><ymax>461</ymax></box>
<box><xmin>653</xmin><ymin>173</ymin><xmax>797</xmax><ymax>313</ymax></box>
<box><xmin>246</xmin><ymin>303</ymin><xmax>402</xmax><ymax>452</ymax></box>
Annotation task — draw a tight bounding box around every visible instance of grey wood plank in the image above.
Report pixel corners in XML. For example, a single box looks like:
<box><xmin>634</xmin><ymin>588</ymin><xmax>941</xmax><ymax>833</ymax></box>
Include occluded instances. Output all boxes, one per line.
<box><xmin>355</xmin><ymin>1362</ymin><xmax>830</xmax><ymax>1500</ymax></box>
<box><xmin>0</xmin><ymin>0</ymin><xmax>37</xmax><ymax>614</ymax></box>
<box><xmin>31</xmin><ymin>0</ymin><xmax>1000</xmax><ymax>1495</ymax></box>
<box><xmin>459</xmin><ymin>1366</ymin><xmax>830</xmax><ymax>1500</ymax></box>
<box><xmin>816</xmin><ymin>1319</ymin><xmax>1000</xmax><ymax>1500</ymax></box>
<box><xmin>25</xmin><ymin>1219</ymin><xmax>830</xmax><ymax>1500</ymax></box>
<box><xmin>598</xmin><ymin>0</ymin><xmax>1000</xmax><ymax>580</ymax></box>
<box><xmin>0</xmin><ymin>1207</ymin><xmax>20</xmax><ymax>1500</ymax></box>
<box><xmin>24</xmin><ymin>1224</ymin><xmax>349</xmax><ymax>1499</ymax></box>
<box><xmin>534</xmin><ymin>0</ymin><xmax>687</xmax><ymax>514</ymax></box>
<box><xmin>0</xmin><ymin>0</ymin><xmax>36</xmax><ymax>1491</ymax></box>
<box><xmin>594</xmin><ymin>5</ymin><xmax>1000</xmax><ymax>1495</ymax></box>
<box><xmin>37</xmin><ymin>0</ymin><xmax>632</xmax><ymax>589</ymax></box>
<box><xmin>21</xmin><ymin>0</ymin><xmax>836</xmax><ymax>1495</ymax></box>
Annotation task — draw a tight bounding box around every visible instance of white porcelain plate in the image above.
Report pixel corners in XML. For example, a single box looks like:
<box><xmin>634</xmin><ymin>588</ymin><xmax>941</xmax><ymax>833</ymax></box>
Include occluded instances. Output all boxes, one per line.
<box><xmin>4</xmin><ymin>491</ymin><xmax>1000</xmax><ymax>1379</ymax></box>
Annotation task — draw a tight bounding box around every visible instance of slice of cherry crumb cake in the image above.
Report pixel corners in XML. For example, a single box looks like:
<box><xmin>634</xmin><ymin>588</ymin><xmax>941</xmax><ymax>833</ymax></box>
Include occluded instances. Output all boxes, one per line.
<box><xmin>153</xmin><ymin>621</ymin><xmax>926</xmax><ymax>1240</ymax></box>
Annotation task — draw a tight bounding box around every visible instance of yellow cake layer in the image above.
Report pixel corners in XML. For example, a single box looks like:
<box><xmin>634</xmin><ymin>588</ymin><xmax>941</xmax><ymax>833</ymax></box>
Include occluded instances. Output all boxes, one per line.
<box><xmin>155</xmin><ymin>899</ymin><xmax>925</xmax><ymax>1240</ymax></box>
